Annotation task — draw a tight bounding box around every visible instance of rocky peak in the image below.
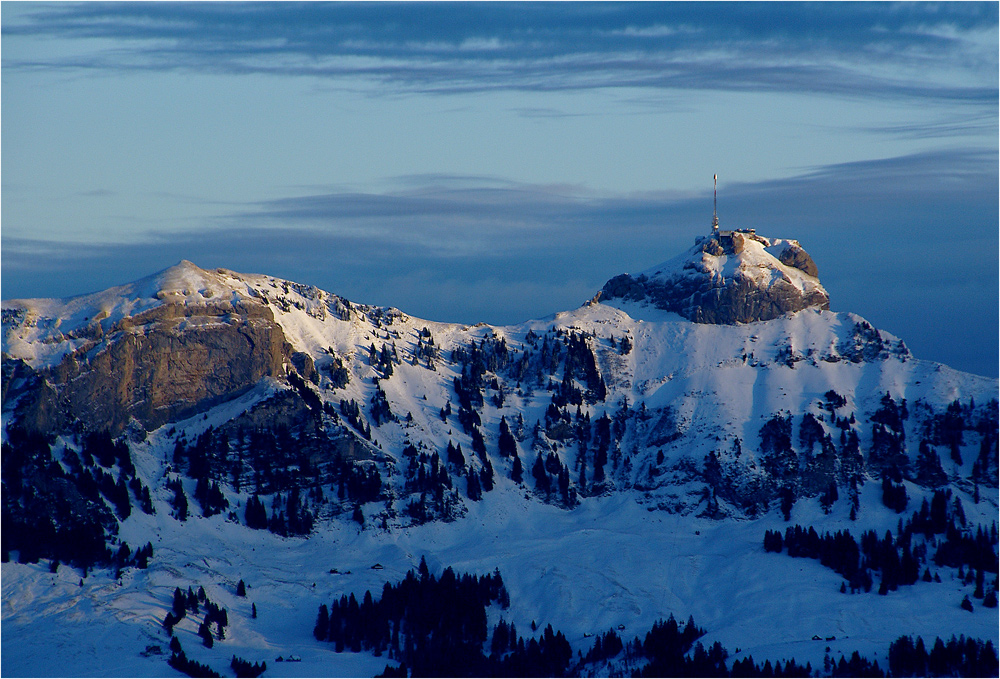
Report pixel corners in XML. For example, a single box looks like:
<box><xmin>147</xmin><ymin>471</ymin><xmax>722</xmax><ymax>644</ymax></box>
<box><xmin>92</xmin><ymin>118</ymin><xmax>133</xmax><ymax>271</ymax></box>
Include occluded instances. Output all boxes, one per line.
<box><xmin>2</xmin><ymin>260</ymin><xmax>291</xmax><ymax>435</ymax></box>
<box><xmin>600</xmin><ymin>231</ymin><xmax>829</xmax><ymax>324</ymax></box>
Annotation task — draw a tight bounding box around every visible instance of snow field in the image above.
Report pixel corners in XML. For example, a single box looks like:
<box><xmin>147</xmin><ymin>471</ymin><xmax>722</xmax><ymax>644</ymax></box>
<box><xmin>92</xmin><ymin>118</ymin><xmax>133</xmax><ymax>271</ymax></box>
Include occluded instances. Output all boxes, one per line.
<box><xmin>3</xmin><ymin>477</ymin><xmax>997</xmax><ymax>677</ymax></box>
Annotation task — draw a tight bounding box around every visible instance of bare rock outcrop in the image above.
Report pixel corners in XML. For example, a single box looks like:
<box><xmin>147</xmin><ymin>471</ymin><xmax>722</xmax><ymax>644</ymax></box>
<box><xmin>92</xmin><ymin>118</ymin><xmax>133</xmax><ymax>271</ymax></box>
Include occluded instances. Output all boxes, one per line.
<box><xmin>4</xmin><ymin>288</ymin><xmax>291</xmax><ymax>436</ymax></box>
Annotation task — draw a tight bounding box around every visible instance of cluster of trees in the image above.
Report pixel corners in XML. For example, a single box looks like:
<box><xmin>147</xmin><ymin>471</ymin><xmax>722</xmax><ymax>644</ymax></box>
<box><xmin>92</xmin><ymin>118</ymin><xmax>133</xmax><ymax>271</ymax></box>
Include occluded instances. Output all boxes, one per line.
<box><xmin>914</xmin><ymin>441</ymin><xmax>949</xmax><ymax>488</ymax></box>
<box><xmin>411</xmin><ymin>337</ymin><xmax>514</xmax><ymax>511</ymax></box>
<box><xmin>501</xmin><ymin>329</ymin><xmax>608</xmax><ymax>408</ymax></box>
<box><xmin>449</xmin><ymin>335</ymin><xmax>513</xmax><ymax>428</ymax></box>
<box><xmin>760</xmin><ymin>390</ymin><xmax>996</xmax><ymax>512</ymax></box>
<box><xmin>403</xmin><ymin>445</ymin><xmax>452</xmax><ymax>496</ymax></box>
<box><xmin>760</xmin><ymin>413</ymin><xmax>796</xmax><ymax>480</ymax></box>
<box><xmin>93</xmin><ymin>465</ymin><xmax>134</xmax><ymax>520</ymax></box>
<box><xmin>559</xmin><ymin>331</ymin><xmax>607</xmax><ymax>404</ymax></box>
<box><xmin>633</xmin><ymin>615</ymin><xmax>728</xmax><ymax>677</ymax></box>
<box><xmin>287</xmin><ymin>370</ymin><xmax>321</xmax><ymax>410</ymax></box>
<box><xmin>173</xmin><ymin>419</ymin><xmax>326</xmax><ymax>499</ymax></box>
<box><xmin>485</xmin><ymin>622</ymin><xmax>573</xmax><ymax>677</ymax></box>
<box><xmin>750</xmin><ymin>391</ymin><xmax>998</xmax><ymax>523</ymax></box>
<box><xmin>728</xmin><ymin>655</ymin><xmax>815</xmax><ymax>677</ymax></box>
<box><xmin>757</xmin><ymin>409</ymin><xmax>862</xmax><ymax>503</ymax></box>
<box><xmin>243</xmin><ymin>494</ymin><xmax>269</xmax><ymax>529</ymax></box>
<box><xmin>200</xmin><ymin>416</ymin><xmax>381</xmax><ymax>534</ymax></box>
<box><xmin>230</xmin><ymin>655</ymin><xmax>267</xmax><ymax>678</ymax></box>
<box><xmin>874</xmin><ymin>394</ymin><xmax>998</xmax><ymax>483</ymax></box>
<box><xmin>309</xmin><ymin>560</ymin><xmax>998</xmax><ymax>677</ymax></box>
<box><xmin>615</xmin><ymin>333</ymin><xmax>633</xmax><ymax>355</ymax></box>
<box><xmin>338</xmin><ymin>399</ymin><xmax>372</xmax><ymax>440</ymax></box>
<box><xmin>114</xmin><ymin>541</ymin><xmax>154</xmax><ymax>572</ymax></box>
<box><xmin>822</xmin><ymin>652</ymin><xmax>884</xmax><ymax>677</ymax></box>
<box><xmin>411</xmin><ymin>328</ymin><xmax>439</xmax><ymax>369</ymax></box>
<box><xmin>888</xmin><ymin>635</ymin><xmax>998</xmax><ymax>677</ymax></box>
<box><xmin>325</xmin><ymin>352</ymin><xmax>351</xmax><ymax>389</ymax></box>
<box><xmin>442</xmin><ymin>328</ymin><xmax>622</xmax><ymax>509</ymax></box>
<box><xmin>536</xmin><ymin>403</ymin><xmax>617</xmax><ymax>494</ymax></box>
<box><xmin>312</xmin><ymin>558</ymin><xmax>510</xmax><ymax>675</ymax></box>
<box><xmin>497</xmin><ymin>417</ymin><xmax>518</xmax><ymax>458</ymax></box>
<box><xmin>453</xmin><ymin>335</ymin><xmax>512</xmax><ymax>382</ymax></box>
<box><xmin>243</xmin><ymin>487</ymin><xmax>315</xmax><ymax>536</ymax></box>
<box><xmin>194</xmin><ymin>475</ymin><xmax>228</xmax><ymax>518</ymax></box>
<box><xmin>822</xmin><ymin>389</ymin><xmax>847</xmax><ymax>411</ymax></box>
<box><xmin>369</xmin><ymin>342</ymin><xmax>399</xmax><ymax>379</ymax></box>
<box><xmin>532</xmin><ymin>452</ymin><xmax>576</xmax><ymax>506</ymax></box>
<box><xmin>764</xmin><ymin>525</ymin><xmax>877</xmax><ymax>593</ymax></box>
<box><xmin>401</xmin><ymin>444</ymin><xmax>463</xmax><ymax>524</ymax></box>
<box><xmin>339</xmin><ymin>460</ymin><xmax>382</xmax><ymax>506</ymax></box>
<box><xmin>763</xmin><ymin>488</ymin><xmax>998</xmax><ymax>598</ymax></box>
<box><xmin>370</xmin><ymin>384</ymin><xmax>395</xmax><ymax>426</ymax></box>
<box><xmin>452</xmin><ymin>328</ymin><xmax>611</xmax><ymax>412</ymax></box>
<box><xmin>163</xmin><ymin>585</ymin><xmax>230</xmax><ymax>648</ymax></box>
<box><xmin>167</xmin><ymin>477</ymin><xmax>190</xmax><ymax>521</ymax></box>
<box><xmin>167</xmin><ymin>646</ymin><xmax>220</xmax><ymax>678</ymax></box>
<box><xmin>881</xmin><ymin>475</ymin><xmax>908</xmax><ymax>513</ymax></box>
<box><xmin>924</xmin><ymin>398</ymin><xmax>976</xmax><ymax>465</ymax></box>
<box><xmin>1</xmin><ymin>426</ymin><xmax>153</xmax><ymax>569</ymax></box>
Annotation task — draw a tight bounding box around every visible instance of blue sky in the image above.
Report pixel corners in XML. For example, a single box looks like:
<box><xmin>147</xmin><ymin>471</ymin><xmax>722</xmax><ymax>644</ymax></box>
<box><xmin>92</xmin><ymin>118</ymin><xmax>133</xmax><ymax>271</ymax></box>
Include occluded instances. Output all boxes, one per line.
<box><xmin>3</xmin><ymin>2</ymin><xmax>997</xmax><ymax>377</ymax></box>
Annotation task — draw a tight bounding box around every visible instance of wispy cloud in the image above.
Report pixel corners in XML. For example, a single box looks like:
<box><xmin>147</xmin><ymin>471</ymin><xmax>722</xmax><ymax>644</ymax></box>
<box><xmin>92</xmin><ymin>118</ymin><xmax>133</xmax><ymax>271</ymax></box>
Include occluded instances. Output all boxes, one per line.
<box><xmin>852</xmin><ymin>113</ymin><xmax>999</xmax><ymax>140</ymax></box>
<box><xmin>4</xmin><ymin>3</ymin><xmax>996</xmax><ymax>104</ymax></box>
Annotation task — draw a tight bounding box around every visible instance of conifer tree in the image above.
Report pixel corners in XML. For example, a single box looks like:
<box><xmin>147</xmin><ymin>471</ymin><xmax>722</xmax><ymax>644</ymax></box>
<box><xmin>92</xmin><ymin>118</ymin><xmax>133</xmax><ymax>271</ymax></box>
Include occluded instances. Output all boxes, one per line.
<box><xmin>511</xmin><ymin>454</ymin><xmax>523</xmax><ymax>485</ymax></box>
<box><xmin>532</xmin><ymin>455</ymin><xmax>550</xmax><ymax>495</ymax></box>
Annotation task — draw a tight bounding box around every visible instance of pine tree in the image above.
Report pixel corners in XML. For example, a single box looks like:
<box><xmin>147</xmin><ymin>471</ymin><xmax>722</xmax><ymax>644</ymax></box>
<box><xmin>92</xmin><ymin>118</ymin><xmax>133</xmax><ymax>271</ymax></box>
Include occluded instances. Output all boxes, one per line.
<box><xmin>532</xmin><ymin>455</ymin><xmax>550</xmax><ymax>495</ymax></box>
<box><xmin>480</xmin><ymin>460</ymin><xmax>495</xmax><ymax>493</ymax></box>
<box><xmin>315</xmin><ymin>604</ymin><xmax>330</xmax><ymax>641</ymax></box>
<box><xmin>511</xmin><ymin>454</ymin><xmax>523</xmax><ymax>484</ymax></box>
<box><xmin>498</xmin><ymin>417</ymin><xmax>517</xmax><ymax>458</ymax></box>
<box><xmin>466</xmin><ymin>467</ymin><xmax>482</xmax><ymax>501</ymax></box>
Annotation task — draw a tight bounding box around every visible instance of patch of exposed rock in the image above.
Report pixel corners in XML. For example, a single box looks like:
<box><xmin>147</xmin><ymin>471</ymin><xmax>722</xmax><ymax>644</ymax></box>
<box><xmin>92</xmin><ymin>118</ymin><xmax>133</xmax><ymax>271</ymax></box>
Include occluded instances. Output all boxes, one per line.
<box><xmin>4</xmin><ymin>299</ymin><xmax>291</xmax><ymax>435</ymax></box>
<box><xmin>600</xmin><ymin>232</ymin><xmax>829</xmax><ymax>324</ymax></box>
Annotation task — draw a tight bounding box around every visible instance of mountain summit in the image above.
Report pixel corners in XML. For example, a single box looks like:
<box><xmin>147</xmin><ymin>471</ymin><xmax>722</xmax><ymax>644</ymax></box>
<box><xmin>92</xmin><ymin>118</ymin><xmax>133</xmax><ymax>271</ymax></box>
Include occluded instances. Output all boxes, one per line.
<box><xmin>600</xmin><ymin>230</ymin><xmax>829</xmax><ymax>324</ymax></box>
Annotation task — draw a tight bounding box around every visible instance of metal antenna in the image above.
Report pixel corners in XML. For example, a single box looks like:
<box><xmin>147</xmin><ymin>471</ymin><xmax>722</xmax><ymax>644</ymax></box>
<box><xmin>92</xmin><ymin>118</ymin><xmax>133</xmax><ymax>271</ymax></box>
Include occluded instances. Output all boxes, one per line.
<box><xmin>712</xmin><ymin>174</ymin><xmax>719</xmax><ymax>231</ymax></box>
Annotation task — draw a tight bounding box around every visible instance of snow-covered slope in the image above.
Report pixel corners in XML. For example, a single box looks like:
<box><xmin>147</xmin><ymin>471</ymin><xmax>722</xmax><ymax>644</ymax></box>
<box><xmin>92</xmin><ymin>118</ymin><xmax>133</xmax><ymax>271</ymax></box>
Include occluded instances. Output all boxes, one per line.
<box><xmin>2</xmin><ymin>258</ymin><xmax>997</xmax><ymax>677</ymax></box>
<box><xmin>3</xmin><ymin>479</ymin><xmax>997</xmax><ymax>677</ymax></box>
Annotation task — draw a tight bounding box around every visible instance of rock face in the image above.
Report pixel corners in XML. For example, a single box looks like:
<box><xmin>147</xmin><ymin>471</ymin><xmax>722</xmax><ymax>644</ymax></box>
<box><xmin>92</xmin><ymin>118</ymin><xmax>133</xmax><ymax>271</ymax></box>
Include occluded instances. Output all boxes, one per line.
<box><xmin>2</xmin><ymin>263</ymin><xmax>292</xmax><ymax>435</ymax></box>
<box><xmin>600</xmin><ymin>232</ymin><xmax>829</xmax><ymax>324</ymax></box>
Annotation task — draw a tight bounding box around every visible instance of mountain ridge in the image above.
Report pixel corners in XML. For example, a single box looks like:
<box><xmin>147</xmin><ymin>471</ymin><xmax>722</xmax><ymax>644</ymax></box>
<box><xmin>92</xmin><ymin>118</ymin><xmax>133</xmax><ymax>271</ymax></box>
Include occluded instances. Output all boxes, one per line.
<box><xmin>2</xmin><ymin>244</ymin><xmax>997</xmax><ymax>677</ymax></box>
<box><xmin>3</xmin><ymin>253</ymin><xmax>994</xmax><ymax>514</ymax></box>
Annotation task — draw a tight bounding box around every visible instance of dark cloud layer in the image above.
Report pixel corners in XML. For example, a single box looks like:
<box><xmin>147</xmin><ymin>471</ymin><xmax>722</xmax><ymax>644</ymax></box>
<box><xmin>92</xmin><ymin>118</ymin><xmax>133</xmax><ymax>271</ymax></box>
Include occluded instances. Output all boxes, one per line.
<box><xmin>4</xmin><ymin>2</ymin><xmax>996</xmax><ymax>103</ymax></box>
<box><xmin>5</xmin><ymin>149</ymin><xmax>997</xmax><ymax>377</ymax></box>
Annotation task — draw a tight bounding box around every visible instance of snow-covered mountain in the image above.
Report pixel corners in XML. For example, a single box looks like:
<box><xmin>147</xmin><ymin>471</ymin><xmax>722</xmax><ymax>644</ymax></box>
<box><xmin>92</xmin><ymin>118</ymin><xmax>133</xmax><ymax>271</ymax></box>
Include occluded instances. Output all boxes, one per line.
<box><xmin>2</xmin><ymin>237</ymin><xmax>997</xmax><ymax>677</ymax></box>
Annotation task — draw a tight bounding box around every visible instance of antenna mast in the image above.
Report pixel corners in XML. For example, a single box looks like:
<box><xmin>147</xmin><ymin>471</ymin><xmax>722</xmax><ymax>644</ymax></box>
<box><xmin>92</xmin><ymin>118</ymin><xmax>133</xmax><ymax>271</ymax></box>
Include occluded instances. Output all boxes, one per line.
<box><xmin>712</xmin><ymin>174</ymin><xmax>719</xmax><ymax>232</ymax></box>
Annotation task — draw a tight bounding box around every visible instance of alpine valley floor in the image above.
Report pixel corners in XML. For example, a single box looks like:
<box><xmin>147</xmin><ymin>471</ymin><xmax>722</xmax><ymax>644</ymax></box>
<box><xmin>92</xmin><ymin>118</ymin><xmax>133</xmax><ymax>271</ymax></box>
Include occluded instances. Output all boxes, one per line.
<box><xmin>2</xmin><ymin>475</ymin><xmax>997</xmax><ymax>677</ymax></box>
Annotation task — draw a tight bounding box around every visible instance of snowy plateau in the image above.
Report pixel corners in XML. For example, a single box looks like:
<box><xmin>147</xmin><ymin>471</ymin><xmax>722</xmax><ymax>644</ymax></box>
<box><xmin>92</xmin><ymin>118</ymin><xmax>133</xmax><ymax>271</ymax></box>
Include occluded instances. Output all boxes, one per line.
<box><xmin>1</xmin><ymin>233</ymin><xmax>997</xmax><ymax>678</ymax></box>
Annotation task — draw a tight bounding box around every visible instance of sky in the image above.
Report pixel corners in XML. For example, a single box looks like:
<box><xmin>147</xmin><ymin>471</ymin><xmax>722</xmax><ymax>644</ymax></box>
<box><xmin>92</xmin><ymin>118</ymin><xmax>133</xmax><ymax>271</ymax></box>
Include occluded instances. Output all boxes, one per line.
<box><xmin>2</xmin><ymin>2</ymin><xmax>998</xmax><ymax>378</ymax></box>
